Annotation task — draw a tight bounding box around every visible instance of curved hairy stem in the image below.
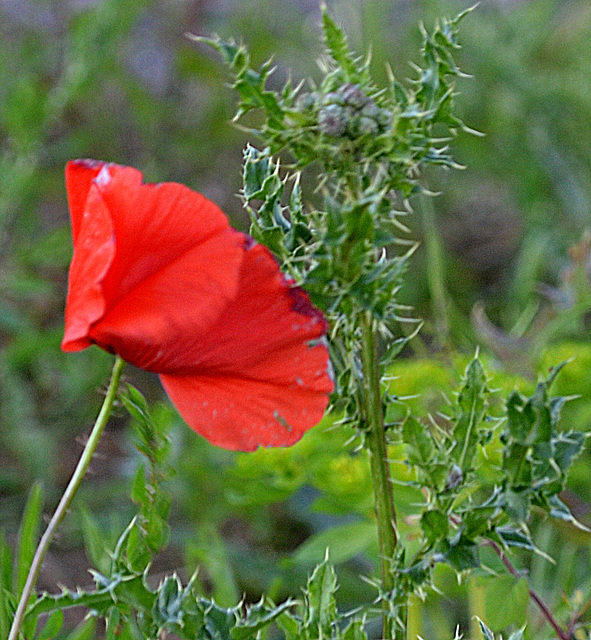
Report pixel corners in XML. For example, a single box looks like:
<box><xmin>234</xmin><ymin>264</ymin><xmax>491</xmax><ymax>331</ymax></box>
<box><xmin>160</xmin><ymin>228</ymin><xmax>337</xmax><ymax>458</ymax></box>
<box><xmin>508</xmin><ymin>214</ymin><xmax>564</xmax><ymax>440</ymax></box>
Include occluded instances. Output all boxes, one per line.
<box><xmin>8</xmin><ymin>356</ymin><xmax>126</xmax><ymax>640</ymax></box>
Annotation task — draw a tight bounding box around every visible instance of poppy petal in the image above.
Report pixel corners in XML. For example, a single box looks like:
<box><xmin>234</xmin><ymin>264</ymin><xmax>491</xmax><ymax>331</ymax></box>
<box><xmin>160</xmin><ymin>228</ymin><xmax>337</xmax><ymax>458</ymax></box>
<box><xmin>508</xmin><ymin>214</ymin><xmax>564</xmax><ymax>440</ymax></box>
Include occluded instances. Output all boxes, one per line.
<box><xmin>62</xmin><ymin>169</ymin><xmax>116</xmax><ymax>351</ymax></box>
<box><xmin>160</xmin><ymin>373</ymin><xmax>329</xmax><ymax>451</ymax></box>
<box><xmin>62</xmin><ymin>162</ymin><xmax>244</xmax><ymax>360</ymax></box>
<box><xmin>68</xmin><ymin>162</ymin><xmax>237</xmax><ymax>313</ymax></box>
<box><xmin>158</xmin><ymin>241</ymin><xmax>333</xmax><ymax>450</ymax></box>
<box><xmin>65</xmin><ymin>159</ymin><xmax>108</xmax><ymax>243</ymax></box>
<box><xmin>97</xmin><ymin>175</ymin><xmax>235</xmax><ymax>312</ymax></box>
<box><xmin>88</xmin><ymin>227</ymin><xmax>244</xmax><ymax>372</ymax></box>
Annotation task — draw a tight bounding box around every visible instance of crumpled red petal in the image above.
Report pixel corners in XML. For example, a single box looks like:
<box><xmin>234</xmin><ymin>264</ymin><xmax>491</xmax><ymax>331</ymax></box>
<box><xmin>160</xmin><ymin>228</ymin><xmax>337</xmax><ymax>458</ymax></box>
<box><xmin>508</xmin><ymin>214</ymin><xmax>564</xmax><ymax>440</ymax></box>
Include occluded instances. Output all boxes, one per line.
<box><xmin>62</xmin><ymin>160</ymin><xmax>333</xmax><ymax>450</ymax></box>
<box><xmin>159</xmin><ymin>242</ymin><xmax>332</xmax><ymax>451</ymax></box>
<box><xmin>62</xmin><ymin>160</ymin><xmax>243</xmax><ymax>358</ymax></box>
<box><xmin>62</xmin><ymin>162</ymin><xmax>117</xmax><ymax>351</ymax></box>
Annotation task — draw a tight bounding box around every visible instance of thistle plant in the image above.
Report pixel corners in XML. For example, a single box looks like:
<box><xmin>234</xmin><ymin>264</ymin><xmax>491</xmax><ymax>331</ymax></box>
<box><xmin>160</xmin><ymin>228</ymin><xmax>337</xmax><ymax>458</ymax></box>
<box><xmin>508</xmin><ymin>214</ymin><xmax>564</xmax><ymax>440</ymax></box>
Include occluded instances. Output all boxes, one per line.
<box><xmin>194</xmin><ymin>7</ymin><xmax>589</xmax><ymax>639</ymax></box>
<box><xmin>194</xmin><ymin>7</ymin><xmax>476</xmax><ymax>638</ymax></box>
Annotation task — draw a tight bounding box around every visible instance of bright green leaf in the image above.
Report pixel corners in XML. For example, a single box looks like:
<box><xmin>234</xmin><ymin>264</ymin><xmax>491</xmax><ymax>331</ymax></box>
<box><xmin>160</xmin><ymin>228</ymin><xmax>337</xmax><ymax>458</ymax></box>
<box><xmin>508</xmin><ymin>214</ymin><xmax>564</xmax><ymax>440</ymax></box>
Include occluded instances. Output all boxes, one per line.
<box><xmin>35</xmin><ymin>609</ymin><xmax>64</xmax><ymax>640</ymax></box>
<box><xmin>293</xmin><ymin>520</ymin><xmax>376</xmax><ymax>566</ymax></box>
<box><xmin>303</xmin><ymin>558</ymin><xmax>338</xmax><ymax>634</ymax></box>
<box><xmin>484</xmin><ymin>575</ymin><xmax>529</xmax><ymax>632</ymax></box>
<box><xmin>421</xmin><ymin>510</ymin><xmax>449</xmax><ymax>546</ymax></box>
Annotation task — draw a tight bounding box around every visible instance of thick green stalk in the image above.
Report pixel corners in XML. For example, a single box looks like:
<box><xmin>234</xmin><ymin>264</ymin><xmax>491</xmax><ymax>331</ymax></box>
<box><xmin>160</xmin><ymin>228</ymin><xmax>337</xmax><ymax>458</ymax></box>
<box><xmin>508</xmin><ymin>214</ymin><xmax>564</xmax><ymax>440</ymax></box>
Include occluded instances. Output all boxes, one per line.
<box><xmin>419</xmin><ymin>194</ymin><xmax>450</xmax><ymax>349</ymax></box>
<box><xmin>8</xmin><ymin>356</ymin><xmax>126</xmax><ymax>640</ymax></box>
<box><xmin>360</xmin><ymin>312</ymin><xmax>401</xmax><ymax>640</ymax></box>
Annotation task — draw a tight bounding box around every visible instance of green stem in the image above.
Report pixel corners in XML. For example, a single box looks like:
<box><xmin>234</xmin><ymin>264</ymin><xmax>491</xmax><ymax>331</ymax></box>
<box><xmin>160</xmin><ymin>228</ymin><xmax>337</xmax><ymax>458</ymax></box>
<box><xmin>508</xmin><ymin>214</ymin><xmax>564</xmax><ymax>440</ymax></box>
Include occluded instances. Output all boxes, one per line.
<box><xmin>8</xmin><ymin>356</ymin><xmax>126</xmax><ymax>640</ymax></box>
<box><xmin>360</xmin><ymin>312</ymin><xmax>401</xmax><ymax>640</ymax></box>
<box><xmin>419</xmin><ymin>194</ymin><xmax>450</xmax><ymax>349</ymax></box>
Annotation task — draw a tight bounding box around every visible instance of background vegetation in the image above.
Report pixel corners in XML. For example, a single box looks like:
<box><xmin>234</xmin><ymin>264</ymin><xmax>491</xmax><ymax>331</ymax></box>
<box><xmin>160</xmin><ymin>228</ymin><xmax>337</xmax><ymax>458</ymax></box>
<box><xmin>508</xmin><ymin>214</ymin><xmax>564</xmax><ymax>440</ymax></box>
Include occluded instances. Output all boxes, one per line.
<box><xmin>1</xmin><ymin>0</ymin><xmax>590</xmax><ymax>638</ymax></box>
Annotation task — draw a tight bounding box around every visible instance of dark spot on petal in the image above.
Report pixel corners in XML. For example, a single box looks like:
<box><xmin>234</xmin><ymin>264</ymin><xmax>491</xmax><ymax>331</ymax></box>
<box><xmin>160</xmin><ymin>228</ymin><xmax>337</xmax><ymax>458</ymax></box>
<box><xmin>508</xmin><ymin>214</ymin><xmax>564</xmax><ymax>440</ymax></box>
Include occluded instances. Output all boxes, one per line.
<box><xmin>287</xmin><ymin>286</ymin><xmax>329</xmax><ymax>332</ymax></box>
<box><xmin>243</xmin><ymin>234</ymin><xmax>257</xmax><ymax>250</ymax></box>
<box><xmin>243</xmin><ymin>235</ymin><xmax>329</xmax><ymax>333</ymax></box>
<box><xmin>273</xmin><ymin>411</ymin><xmax>292</xmax><ymax>431</ymax></box>
<box><xmin>71</xmin><ymin>158</ymin><xmax>108</xmax><ymax>170</ymax></box>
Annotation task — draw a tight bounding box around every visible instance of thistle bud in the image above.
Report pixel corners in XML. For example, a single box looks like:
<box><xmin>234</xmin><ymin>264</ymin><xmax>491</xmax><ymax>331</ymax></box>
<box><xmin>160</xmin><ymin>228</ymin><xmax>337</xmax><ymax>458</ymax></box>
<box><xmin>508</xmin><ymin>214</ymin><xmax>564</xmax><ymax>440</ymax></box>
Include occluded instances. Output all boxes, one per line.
<box><xmin>340</xmin><ymin>83</ymin><xmax>368</xmax><ymax>109</ymax></box>
<box><xmin>376</xmin><ymin>108</ymin><xmax>393</xmax><ymax>131</ymax></box>
<box><xmin>318</xmin><ymin>103</ymin><xmax>349</xmax><ymax>137</ymax></box>
<box><xmin>295</xmin><ymin>92</ymin><xmax>319</xmax><ymax>113</ymax></box>
<box><xmin>322</xmin><ymin>91</ymin><xmax>346</xmax><ymax>107</ymax></box>
<box><xmin>361</xmin><ymin>100</ymin><xmax>379</xmax><ymax>118</ymax></box>
<box><xmin>347</xmin><ymin>115</ymin><xmax>379</xmax><ymax>138</ymax></box>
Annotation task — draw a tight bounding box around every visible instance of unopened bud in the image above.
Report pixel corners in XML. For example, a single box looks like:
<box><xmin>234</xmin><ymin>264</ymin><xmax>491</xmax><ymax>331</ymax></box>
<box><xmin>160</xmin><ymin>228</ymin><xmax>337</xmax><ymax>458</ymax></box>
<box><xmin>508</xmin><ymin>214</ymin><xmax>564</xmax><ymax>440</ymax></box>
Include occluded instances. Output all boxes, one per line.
<box><xmin>340</xmin><ymin>83</ymin><xmax>368</xmax><ymax>109</ymax></box>
<box><xmin>348</xmin><ymin>115</ymin><xmax>379</xmax><ymax>138</ymax></box>
<box><xmin>322</xmin><ymin>91</ymin><xmax>345</xmax><ymax>107</ymax></box>
<box><xmin>295</xmin><ymin>92</ymin><xmax>319</xmax><ymax>113</ymax></box>
<box><xmin>360</xmin><ymin>100</ymin><xmax>380</xmax><ymax>119</ymax></box>
<box><xmin>318</xmin><ymin>103</ymin><xmax>348</xmax><ymax>136</ymax></box>
<box><xmin>377</xmin><ymin>108</ymin><xmax>393</xmax><ymax>131</ymax></box>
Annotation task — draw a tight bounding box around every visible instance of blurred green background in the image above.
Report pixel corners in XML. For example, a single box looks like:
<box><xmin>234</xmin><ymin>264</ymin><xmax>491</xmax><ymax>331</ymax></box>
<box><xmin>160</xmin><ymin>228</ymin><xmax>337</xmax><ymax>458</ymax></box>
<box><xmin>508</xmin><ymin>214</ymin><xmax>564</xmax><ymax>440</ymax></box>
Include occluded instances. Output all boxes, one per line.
<box><xmin>1</xmin><ymin>0</ymin><xmax>591</xmax><ymax>638</ymax></box>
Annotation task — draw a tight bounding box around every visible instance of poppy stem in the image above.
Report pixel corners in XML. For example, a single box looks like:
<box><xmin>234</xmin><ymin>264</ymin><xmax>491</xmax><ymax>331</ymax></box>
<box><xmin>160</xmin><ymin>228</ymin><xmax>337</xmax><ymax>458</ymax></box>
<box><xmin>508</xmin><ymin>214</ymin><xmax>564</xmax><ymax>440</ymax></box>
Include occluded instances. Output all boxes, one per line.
<box><xmin>360</xmin><ymin>311</ymin><xmax>402</xmax><ymax>640</ymax></box>
<box><xmin>8</xmin><ymin>356</ymin><xmax>126</xmax><ymax>640</ymax></box>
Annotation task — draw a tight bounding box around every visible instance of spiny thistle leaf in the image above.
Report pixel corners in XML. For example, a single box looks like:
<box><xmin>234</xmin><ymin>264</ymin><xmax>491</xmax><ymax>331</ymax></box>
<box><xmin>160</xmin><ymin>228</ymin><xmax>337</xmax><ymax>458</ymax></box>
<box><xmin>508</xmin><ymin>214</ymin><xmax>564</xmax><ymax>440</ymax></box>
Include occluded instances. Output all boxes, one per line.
<box><xmin>320</xmin><ymin>5</ymin><xmax>359</xmax><ymax>81</ymax></box>
<box><xmin>231</xmin><ymin>600</ymin><xmax>295</xmax><ymax>640</ymax></box>
<box><xmin>302</xmin><ymin>557</ymin><xmax>338</xmax><ymax>636</ymax></box>
<box><xmin>450</xmin><ymin>358</ymin><xmax>488</xmax><ymax>474</ymax></box>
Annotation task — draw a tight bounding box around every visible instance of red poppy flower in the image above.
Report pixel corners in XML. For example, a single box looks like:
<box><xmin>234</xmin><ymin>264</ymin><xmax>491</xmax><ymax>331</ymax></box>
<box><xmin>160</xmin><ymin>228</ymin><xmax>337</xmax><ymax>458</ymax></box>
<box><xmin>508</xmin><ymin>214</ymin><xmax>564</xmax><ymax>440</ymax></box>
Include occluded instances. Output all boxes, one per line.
<box><xmin>62</xmin><ymin>160</ymin><xmax>333</xmax><ymax>451</ymax></box>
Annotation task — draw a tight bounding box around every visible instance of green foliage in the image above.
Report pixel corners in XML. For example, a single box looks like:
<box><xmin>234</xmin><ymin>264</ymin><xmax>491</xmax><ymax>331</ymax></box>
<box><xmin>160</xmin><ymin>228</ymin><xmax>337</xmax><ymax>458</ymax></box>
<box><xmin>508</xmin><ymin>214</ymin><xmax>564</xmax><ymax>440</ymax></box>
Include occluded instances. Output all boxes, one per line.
<box><xmin>173</xmin><ymin>338</ymin><xmax>591</xmax><ymax>636</ymax></box>
<box><xmin>483</xmin><ymin>575</ymin><xmax>529</xmax><ymax>632</ymax></box>
<box><xmin>15</xmin><ymin>483</ymin><xmax>43</xmax><ymax>598</ymax></box>
<box><xmin>3</xmin><ymin>2</ymin><xmax>591</xmax><ymax>639</ymax></box>
<box><xmin>26</xmin><ymin>517</ymin><xmax>295</xmax><ymax>640</ymax></box>
<box><xmin>0</xmin><ymin>486</ymin><xmax>42</xmax><ymax>638</ymax></box>
<box><xmin>14</xmin><ymin>338</ymin><xmax>582</xmax><ymax>638</ymax></box>
<box><xmin>450</xmin><ymin>358</ymin><xmax>489</xmax><ymax>474</ymax></box>
<box><xmin>207</xmin><ymin>16</ymin><xmax>468</xmax><ymax>351</ymax></box>
<box><xmin>478</xmin><ymin>617</ymin><xmax>525</xmax><ymax>640</ymax></box>
<box><xmin>0</xmin><ymin>487</ymin><xmax>99</xmax><ymax>639</ymax></box>
<box><xmin>292</xmin><ymin>521</ymin><xmax>376</xmax><ymax>567</ymax></box>
<box><xmin>198</xmin><ymin>350</ymin><xmax>590</xmax><ymax>636</ymax></box>
<box><xmin>500</xmin><ymin>364</ymin><xmax>587</xmax><ymax>526</ymax></box>
<box><xmin>122</xmin><ymin>385</ymin><xmax>174</xmax><ymax>569</ymax></box>
<box><xmin>199</xmin><ymin>6</ymin><xmax>472</xmax><ymax>191</ymax></box>
<box><xmin>276</xmin><ymin>558</ymin><xmax>369</xmax><ymax>640</ymax></box>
